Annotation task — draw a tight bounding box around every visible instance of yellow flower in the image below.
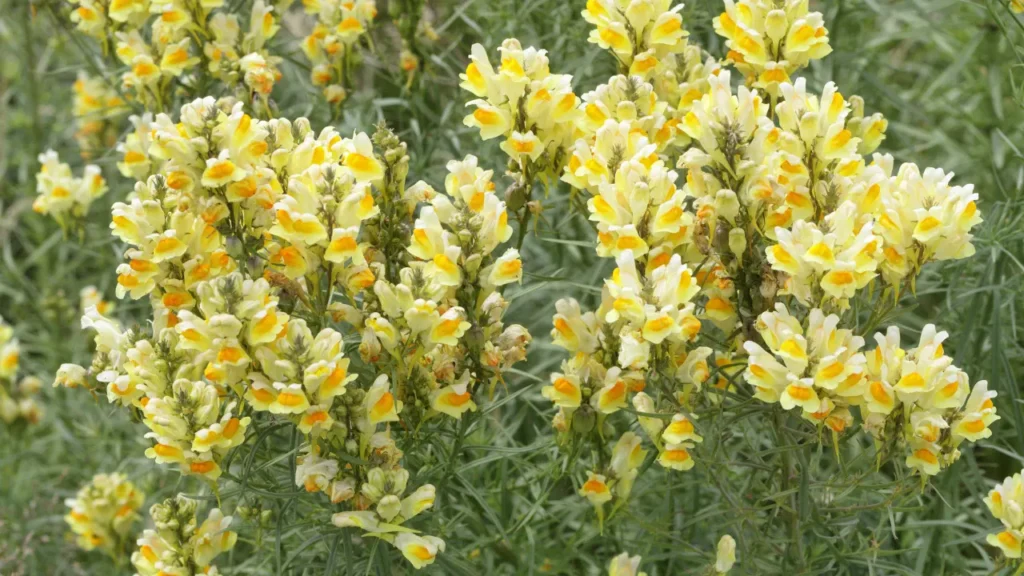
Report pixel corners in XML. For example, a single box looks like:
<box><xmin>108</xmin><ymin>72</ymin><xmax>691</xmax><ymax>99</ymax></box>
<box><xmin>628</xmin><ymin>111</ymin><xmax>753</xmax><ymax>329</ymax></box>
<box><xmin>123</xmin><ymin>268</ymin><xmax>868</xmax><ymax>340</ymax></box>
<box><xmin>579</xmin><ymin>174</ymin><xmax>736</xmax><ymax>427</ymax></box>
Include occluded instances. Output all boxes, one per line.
<box><xmin>580</xmin><ymin>472</ymin><xmax>612</xmax><ymax>506</ymax></box>
<box><xmin>365</xmin><ymin>375</ymin><xmax>401</xmax><ymax>424</ymax></box>
<box><xmin>488</xmin><ymin>248</ymin><xmax>523</xmax><ymax>286</ymax></box>
<box><xmin>431</xmin><ymin>378</ymin><xmax>477</xmax><ymax>419</ymax></box>
<box><xmin>542</xmin><ymin>372</ymin><xmax>582</xmax><ymax>409</ymax></box>
<box><xmin>394</xmin><ymin>534</ymin><xmax>445</xmax><ymax>569</ymax></box>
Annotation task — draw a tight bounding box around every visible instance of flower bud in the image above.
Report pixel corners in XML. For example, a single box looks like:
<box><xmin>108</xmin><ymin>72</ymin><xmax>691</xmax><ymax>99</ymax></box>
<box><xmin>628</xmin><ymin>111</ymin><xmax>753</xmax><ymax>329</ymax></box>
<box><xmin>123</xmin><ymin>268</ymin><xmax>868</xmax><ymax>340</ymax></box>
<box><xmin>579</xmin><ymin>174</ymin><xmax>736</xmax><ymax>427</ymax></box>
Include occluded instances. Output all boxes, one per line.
<box><xmin>728</xmin><ymin>228</ymin><xmax>746</xmax><ymax>264</ymax></box>
<box><xmin>799</xmin><ymin>112</ymin><xmax>820</xmax><ymax>143</ymax></box>
<box><xmin>716</xmin><ymin>534</ymin><xmax>737</xmax><ymax>573</ymax></box>
<box><xmin>505</xmin><ymin>184</ymin><xmax>527</xmax><ymax>211</ymax></box>
<box><xmin>572</xmin><ymin>404</ymin><xmax>596</xmax><ymax>434</ymax></box>
<box><xmin>713</xmin><ymin>190</ymin><xmax>739</xmax><ymax>224</ymax></box>
<box><xmin>850</xmin><ymin>95</ymin><xmax>866</xmax><ymax>118</ymax></box>
<box><xmin>616</xmin><ymin>101</ymin><xmax>637</xmax><ymax>121</ymax></box>
<box><xmin>377</xmin><ymin>494</ymin><xmax>402</xmax><ymax>522</ymax></box>
<box><xmin>552</xmin><ymin>408</ymin><xmax>568</xmax><ymax>432</ymax></box>
<box><xmin>765</xmin><ymin>10</ymin><xmax>788</xmax><ymax>43</ymax></box>
<box><xmin>330</xmin><ymin>478</ymin><xmax>356</xmax><ymax>503</ymax></box>
<box><xmin>633</xmin><ymin>392</ymin><xmax>664</xmax><ymax>440</ymax></box>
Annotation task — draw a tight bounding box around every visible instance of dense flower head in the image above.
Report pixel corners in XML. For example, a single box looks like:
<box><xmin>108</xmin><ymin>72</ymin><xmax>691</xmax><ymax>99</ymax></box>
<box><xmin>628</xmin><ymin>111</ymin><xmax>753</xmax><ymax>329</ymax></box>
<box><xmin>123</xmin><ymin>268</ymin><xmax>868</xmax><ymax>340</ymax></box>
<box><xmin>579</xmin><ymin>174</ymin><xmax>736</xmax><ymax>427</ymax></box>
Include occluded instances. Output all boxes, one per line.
<box><xmin>64</xmin><ymin>473</ymin><xmax>145</xmax><ymax>554</ymax></box>
<box><xmin>547</xmin><ymin>255</ymin><xmax>707</xmax><ymax>512</ymax></box>
<box><xmin>300</xmin><ymin>0</ymin><xmax>377</xmax><ymax>104</ymax></box>
<box><xmin>132</xmin><ymin>495</ymin><xmax>236</xmax><ymax>575</ymax></box>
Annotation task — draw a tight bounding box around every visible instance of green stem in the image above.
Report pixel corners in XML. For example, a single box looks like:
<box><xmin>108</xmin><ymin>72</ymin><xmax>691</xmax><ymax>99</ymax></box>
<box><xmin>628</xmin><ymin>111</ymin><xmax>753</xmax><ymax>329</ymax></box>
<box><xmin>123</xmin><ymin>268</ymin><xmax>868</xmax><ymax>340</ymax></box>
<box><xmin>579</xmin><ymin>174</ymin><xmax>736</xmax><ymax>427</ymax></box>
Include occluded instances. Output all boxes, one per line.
<box><xmin>22</xmin><ymin>0</ymin><xmax>42</xmax><ymax>157</ymax></box>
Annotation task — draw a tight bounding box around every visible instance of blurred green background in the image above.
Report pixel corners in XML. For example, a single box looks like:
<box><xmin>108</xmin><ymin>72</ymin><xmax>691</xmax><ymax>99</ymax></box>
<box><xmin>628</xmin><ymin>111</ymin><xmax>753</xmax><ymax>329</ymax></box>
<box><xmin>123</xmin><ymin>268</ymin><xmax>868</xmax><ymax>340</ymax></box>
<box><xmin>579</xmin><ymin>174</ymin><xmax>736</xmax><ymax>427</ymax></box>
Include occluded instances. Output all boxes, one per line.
<box><xmin>1</xmin><ymin>0</ymin><xmax>1023</xmax><ymax>574</ymax></box>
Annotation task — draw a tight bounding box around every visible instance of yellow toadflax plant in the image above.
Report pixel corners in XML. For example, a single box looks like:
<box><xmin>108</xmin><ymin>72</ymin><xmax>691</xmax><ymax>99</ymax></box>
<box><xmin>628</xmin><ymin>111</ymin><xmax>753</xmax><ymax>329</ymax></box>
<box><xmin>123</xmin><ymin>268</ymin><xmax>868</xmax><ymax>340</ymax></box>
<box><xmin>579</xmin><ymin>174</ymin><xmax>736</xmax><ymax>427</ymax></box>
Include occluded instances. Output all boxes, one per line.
<box><xmin>458</xmin><ymin>0</ymin><xmax>995</xmax><ymax>569</ymax></box>
<box><xmin>58</xmin><ymin>95</ymin><xmax>530</xmax><ymax>568</ymax></box>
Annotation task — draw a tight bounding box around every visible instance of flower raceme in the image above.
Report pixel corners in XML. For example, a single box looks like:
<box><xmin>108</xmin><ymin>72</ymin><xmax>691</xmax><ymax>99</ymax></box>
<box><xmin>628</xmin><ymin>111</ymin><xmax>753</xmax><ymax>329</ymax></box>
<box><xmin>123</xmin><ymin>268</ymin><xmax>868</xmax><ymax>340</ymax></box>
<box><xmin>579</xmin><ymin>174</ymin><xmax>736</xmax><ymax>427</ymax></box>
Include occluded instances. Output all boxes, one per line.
<box><xmin>300</xmin><ymin>0</ymin><xmax>378</xmax><ymax>105</ymax></box>
<box><xmin>65</xmin><ymin>96</ymin><xmax>530</xmax><ymax>569</ymax></box>
<box><xmin>583</xmin><ymin>0</ymin><xmax>689</xmax><ymax>80</ymax></box>
<box><xmin>713</xmin><ymin>0</ymin><xmax>831</xmax><ymax>91</ymax></box>
<box><xmin>744</xmin><ymin>306</ymin><xmax>997</xmax><ymax>475</ymax></box>
<box><xmin>64</xmin><ymin>473</ymin><xmax>145</xmax><ymax>555</ymax></box>
<box><xmin>71</xmin><ymin>73</ymin><xmax>128</xmax><ymax>160</ymax></box>
<box><xmin>131</xmin><ymin>495</ymin><xmax>237</xmax><ymax>575</ymax></box>
<box><xmin>460</xmin><ymin>37</ymin><xmax>582</xmax><ymax>243</ymax></box>
<box><xmin>33</xmin><ymin>150</ymin><xmax>108</xmax><ymax>234</ymax></box>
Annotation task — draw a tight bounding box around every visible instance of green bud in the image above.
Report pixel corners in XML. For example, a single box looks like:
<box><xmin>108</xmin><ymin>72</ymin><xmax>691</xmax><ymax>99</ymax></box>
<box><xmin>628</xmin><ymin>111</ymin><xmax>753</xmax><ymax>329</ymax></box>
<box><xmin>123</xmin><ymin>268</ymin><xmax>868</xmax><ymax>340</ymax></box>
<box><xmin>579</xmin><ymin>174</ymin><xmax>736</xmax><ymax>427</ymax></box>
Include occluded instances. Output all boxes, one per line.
<box><xmin>572</xmin><ymin>404</ymin><xmax>596</xmax><ymax>434</ymax></box>
<box><xmin>463</xmin><ymin>253</ymin><xmax>483</xmax><ymax>275</ymax></box>
<box><xmin>506</xmin><ymin>184</ymin><xmax>527</xmax><ymax>212</ymax></box>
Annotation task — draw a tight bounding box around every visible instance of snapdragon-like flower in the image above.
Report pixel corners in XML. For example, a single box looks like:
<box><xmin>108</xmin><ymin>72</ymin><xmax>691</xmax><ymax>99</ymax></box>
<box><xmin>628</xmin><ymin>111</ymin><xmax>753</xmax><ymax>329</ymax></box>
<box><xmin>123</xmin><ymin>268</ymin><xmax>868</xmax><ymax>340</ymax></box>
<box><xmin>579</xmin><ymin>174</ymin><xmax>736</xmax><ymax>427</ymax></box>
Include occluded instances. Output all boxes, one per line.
<box><xmin>607</xmin><ymin>551</ymin><xmax>647</xmax><ymax>576</ymax></box>
<box><xmin>81</xmin><ymin>285</ymin><xmax>116</xmax><ymax>317</ymax></box>
<box><xmin>132</xmin><ymin>495</ymin><xmax>237</xmax><ymax>575</ymax></box>
<box><xmin>65</xmin><ymin>473</ymin><xmax>144</xmax><ymax>554</ymax></box>
<box><xmin>716</xmin><ymin>534</ymin><xmax>737</xmax><ymax>574</ymax></box>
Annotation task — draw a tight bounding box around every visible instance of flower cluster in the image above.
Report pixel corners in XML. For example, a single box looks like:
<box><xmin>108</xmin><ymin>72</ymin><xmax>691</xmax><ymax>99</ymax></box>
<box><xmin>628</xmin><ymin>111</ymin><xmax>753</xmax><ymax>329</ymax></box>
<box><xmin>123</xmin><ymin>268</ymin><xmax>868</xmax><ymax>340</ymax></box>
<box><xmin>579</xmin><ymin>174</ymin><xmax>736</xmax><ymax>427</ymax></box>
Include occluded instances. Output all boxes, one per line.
<box><xmin>986</xmin><ymin>470</ymin><xmax>1024</xmax><ymax>561</ymax></box>
<box><xmin>34</xmin><ymin>150</ymin><xmax>107</xmax><ymax>234</ymax></box>
<box><xmin>713</xmin><ymin>0</ymin><xmax>831</xmax><ymax>89</ymax></box>
<box><xmin>0</xmin><ymin>317</ymin><xmax>43</xmax><ymax>426</ymax></box>
<box><xmin>300</xmin><ymin>0</ymin><xmax>377</xmax><ymax>105</ymax></box>
<box><xmin>65</xmin><ymin>95</ymin><xmax>529</xmax><ymax>568</ymax></box>
<box><xmin>582</xmin><ymin>0</ymin><xmax>688</xmax><ymax>80</ymax></box>
<box><xmin>461</xmin><ymin>38</ymin><xmax>581</xmax><ymax>238</ymax></box>
<box><xmin>67</xmin><ymin>0</ymin><xmax>288</xmax><ymax>112</ymax></box>
<box><xmin>72</xmin><ymin>73</ymin><xmax>128</xmax><ymax>159</ymax></box>
<box><xmin>745</xmin><ymin>307</ymin><xmax>998</xmax><ymax>475</ymax></box>
<box><xmin>64</xmin><ymin>473</ymin><xmax>145</xmax><ymax>555</ymax></box>
<box><xmin>329</xmin><ymin>455</ymin><xmax>443</xmax><ymax>568</ymax></box>
<box><xmin>548</xmin><ymin>249</ymin><xmax>707</xmax><ymax>478</ymax></box>
<box><xmin>132</xmin><ymin>495</ymin><xmax>237</xmax><ymax>575</ymax></box>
